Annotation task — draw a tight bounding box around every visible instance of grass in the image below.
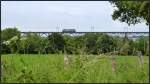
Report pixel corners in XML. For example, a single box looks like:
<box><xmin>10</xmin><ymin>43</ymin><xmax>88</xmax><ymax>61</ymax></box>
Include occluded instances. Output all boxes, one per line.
<box><xmin>1</xmin><ymin>54</ymin><xmax>149</xmax><ymax>83</ymax></box>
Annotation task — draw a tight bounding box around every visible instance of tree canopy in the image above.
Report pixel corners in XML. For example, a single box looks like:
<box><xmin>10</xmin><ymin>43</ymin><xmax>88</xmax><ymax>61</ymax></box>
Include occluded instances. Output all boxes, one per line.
<box><xmin>110</xmin><ymin>1</ymin><xmax>149</xmax><ymax>26</ymax></box>
<box><xmin>1</xmin><ymin>28</ymin><xmax>149</xmax><ymax>56</ymax></box>
<box><xmin>1</xmin><ymin>27</ymin><xmax>21</xmax><ymax>42</ymax></box>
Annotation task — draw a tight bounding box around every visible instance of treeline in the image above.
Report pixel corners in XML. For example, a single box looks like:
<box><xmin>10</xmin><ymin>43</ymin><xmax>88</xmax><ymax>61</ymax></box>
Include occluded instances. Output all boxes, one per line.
<box><xmin>1</xmin><ymin>28</ymin><xmax>149</xmax><ymax>56</ymax></box>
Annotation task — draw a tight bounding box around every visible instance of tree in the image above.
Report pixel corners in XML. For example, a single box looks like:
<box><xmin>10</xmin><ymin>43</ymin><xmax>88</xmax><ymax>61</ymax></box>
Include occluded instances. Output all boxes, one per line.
<box><xmin>135</xmin><ymin>37</ymin><xmax>149</xmax><ymax>56</ymax></box>
<box><xmin>96</xmin><ymin>34</ymin><xmax>117</xmax><ymax>54</ymax></box>
<box><xmin>110</xmin><ymin>1</ymin><xmax>149</xmax><ymax>25</ymax></box>
<box><xmin>19</xmin><ymin>36</ymin><xmax>28</xmax><ymax>54</ymax></box>
<box><xmin>63</xmin><ymin>34</ymin><xmax>76</xmax><ymax>54</ymax></box>
<box><xmin>74</xmin><ymin>34</ymin><xmax>87</xmax><ymax>55</ymax></box>
<box><xmin>3</xmin><ymin>36</ymin><xmax>20</xmax><ymax>54</ymax></box>
<box><xmin>26</xmin><ymin>33</ymin><xmax>45</xmax><ymax>54</ymax></box>
<box><xmin>47</xmin><ymin>33</ymin><xmax>65</xmax><ymax>54</ymax></box>
<box><xmin>18</xmin><ymin>33</ymin><xmax>49</xmax><ymax>54</ymax></box>
<box><xmin>84</xmin><ymin>33</ymin><xmax>99</xmax><ymax>54</ymax></box>
<box><xmin>1</xmin><ymin>28</ymin><xmax>21</xmax><ymax>54</ymax></box>
<box><xmin>38</xmin><ymin>37</ymin><xmax>49</xmax><ymax>54</ymax></box>
<box><xmin>1</xmin><ymin>27</ymin><xmax>21</xmax><ymax>42</ymax></box>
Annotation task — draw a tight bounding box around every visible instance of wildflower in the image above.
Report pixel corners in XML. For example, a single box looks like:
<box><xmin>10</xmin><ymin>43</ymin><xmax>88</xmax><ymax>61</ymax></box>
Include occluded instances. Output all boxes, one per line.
<box><xmin>3</xmin><ymin>41</ymin><xmax>11</xmax><ymax>45</ymax></box>
<box><xmin>10</xmin><ymin>36</ymin><xmax>19</xmax><ymax>41</ymax></box>
<box><xmin>64</xmin><ymin>55</ymin><xmax>69</xmax><ymax>66</ymax></box>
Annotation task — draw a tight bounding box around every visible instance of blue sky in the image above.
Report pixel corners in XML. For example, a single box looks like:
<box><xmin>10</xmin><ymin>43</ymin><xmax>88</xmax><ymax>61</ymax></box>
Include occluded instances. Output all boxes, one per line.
<box><xmin>1</xmin><ymin>1</ymin><xmax>149</xmax><ymax>32</ymax></box>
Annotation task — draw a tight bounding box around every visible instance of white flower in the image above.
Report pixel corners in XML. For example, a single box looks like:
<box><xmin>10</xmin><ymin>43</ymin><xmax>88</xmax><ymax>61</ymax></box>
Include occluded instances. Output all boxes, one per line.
<box><xmin>3</xmin><ymin>41</ymin><xmax>11</xmax><ymax>45</ymax></box>
<box><xmin>20</xmin><ymin>37</ymin><xmax>27</xmax><ymax>41</ymax></box>
<box><xmin>10</xmin><ymin>36</ymin><xmax>19</xmax><ymax>41</ymax></box>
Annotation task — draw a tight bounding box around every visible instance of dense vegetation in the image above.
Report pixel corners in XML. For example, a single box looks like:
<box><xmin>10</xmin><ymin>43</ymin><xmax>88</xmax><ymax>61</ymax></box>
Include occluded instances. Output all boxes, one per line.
<box><xmin>1</xmin><ymin>54</ymin><xmax>149</xmax><ymax>83</ymax></box>
<box><xmin>1</xmin><ymin>28</ymin><xmax>149</xmax><ymax>56</ymax></box>
<box><xmin>1</xmin><ymin>1</ymin><xmax>149</xmax><ymax>83</ymax></box>
<box><xmin>110</xmin><ymin>1</ymin><xmax>149</xmax><ymax>25</ymax></box>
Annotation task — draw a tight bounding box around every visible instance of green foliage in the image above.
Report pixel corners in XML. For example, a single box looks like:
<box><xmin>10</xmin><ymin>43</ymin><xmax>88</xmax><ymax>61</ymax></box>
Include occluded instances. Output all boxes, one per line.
<box><xmin>63</xmin><ymin>34</ymin><xmax>76</xmax><ymax>54</ymax></box>
<box><xmin>1</xmin><ymin>44</ymin><xmax>11</xmax><ymax>54</ymax></box>
<box><xmin>96</xmin><ymin>34</ymin><xmax>117</xmax><ymax>53</ymax></box>
<box><xmin>1</xmin><ymin>28</ymin><xmax>21</xmax><ymax>54</ymax></box>
<box><xmin>84</xmin><ymin>33</ymin><xmax>99</xmax><ymax>54</ymax></box>
<box><xmin>1</xmin><ymin>27</ymin><xmax>20</xmax><ymax>42</ymax></box>
<box><xmin>1</xmin><ymin>28</ymin><xmax>149</xmax><ymax>55</ymax></box>
<box><xmin>134</xmin><ymin>37</ymin><xmax>149</xmax><ymax>56</ymax></box>
<box><xmin>120</xmin><ymin>41</ymin><xmax>130</xmax><ymax>55</ymax></box>
<box><xmin>1</xmin><ymin>54</ymin><xmax>149</xmax><ymax>83</ymax></box>
<box><xmin>110</xmin><ymin>1</ymin><xmax>149</xmax><ymax>25</ymax></box>
<box><xmin>47</xmin><ymin>33</ymin><xmax>65</xmax><ymax>54</ymax></box>
<box><xmin>20</xmin><ymin>33</ymin><xmax>42</xmax><ymax>54</ymax></box>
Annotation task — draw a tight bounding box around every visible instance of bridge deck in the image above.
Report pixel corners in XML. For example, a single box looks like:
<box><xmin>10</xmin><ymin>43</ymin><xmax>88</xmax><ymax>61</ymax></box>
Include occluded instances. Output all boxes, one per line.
<box><xmin>20</xmin><ymin>32</ymin><xmax>149</xmax><ymax>33</ymax></box>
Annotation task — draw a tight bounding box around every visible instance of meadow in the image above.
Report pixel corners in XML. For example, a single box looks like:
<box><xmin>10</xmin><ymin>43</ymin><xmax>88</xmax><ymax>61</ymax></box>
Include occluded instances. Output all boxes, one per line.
<box><xmin>1</xmin><ymin>54</ymin><xmax>149</xmax><ymax>83</ymax></box>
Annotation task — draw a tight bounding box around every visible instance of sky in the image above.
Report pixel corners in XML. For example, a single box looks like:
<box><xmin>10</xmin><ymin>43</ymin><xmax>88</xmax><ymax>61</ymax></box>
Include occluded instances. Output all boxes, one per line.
<box><xmin>1</xmin><ymin>1</ymin><xmax>149</xmax><ymax>32</ymax></box>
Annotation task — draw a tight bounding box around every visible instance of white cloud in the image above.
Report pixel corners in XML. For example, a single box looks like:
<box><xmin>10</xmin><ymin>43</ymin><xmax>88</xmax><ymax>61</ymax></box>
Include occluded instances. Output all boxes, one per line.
<box><xmin>1</xmin><ymin>1</ymin><xmax>149</xmax><ymax>32</ymax></box>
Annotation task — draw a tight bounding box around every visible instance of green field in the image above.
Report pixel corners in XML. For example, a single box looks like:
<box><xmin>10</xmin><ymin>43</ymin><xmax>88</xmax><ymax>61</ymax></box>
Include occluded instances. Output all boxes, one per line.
<box><xmin>1</xmin><ymin>54</ymin><xmax>149</xmax><ymax>83</ymax></box>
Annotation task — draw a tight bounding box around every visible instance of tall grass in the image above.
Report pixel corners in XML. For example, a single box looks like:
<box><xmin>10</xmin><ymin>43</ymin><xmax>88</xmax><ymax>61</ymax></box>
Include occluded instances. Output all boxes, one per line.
<box><xmin>1</xmin><ymin>54</ymin><xmax>149</xmax><ymax>83</ymax></box>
